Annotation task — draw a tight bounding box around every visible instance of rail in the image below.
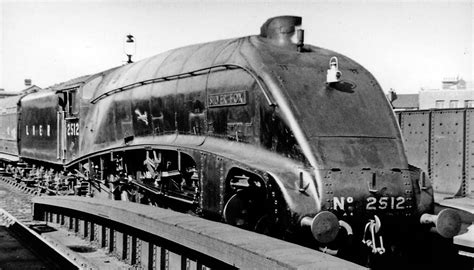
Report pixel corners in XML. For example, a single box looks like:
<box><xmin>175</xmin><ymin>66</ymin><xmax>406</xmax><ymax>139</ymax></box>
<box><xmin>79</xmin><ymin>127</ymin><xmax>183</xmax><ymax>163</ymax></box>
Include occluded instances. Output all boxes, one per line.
<box><xmin>32</xmin><ymin>196</ymin><xmax>365</xmax><ymax>269</ymax></box>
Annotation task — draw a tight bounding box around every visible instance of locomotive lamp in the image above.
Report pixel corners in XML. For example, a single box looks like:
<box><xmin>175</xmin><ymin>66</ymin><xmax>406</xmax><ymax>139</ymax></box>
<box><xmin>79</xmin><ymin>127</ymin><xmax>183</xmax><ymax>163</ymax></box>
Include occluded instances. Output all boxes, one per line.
<box><xmin>124</xmin><ymin>34</ymin><xmax>136</xmax><ymax>64</ymax></box>
<box><xmin>326</xmin><ymin>56</ymin><xmax>342</xmax><ymax>84</ymax></box>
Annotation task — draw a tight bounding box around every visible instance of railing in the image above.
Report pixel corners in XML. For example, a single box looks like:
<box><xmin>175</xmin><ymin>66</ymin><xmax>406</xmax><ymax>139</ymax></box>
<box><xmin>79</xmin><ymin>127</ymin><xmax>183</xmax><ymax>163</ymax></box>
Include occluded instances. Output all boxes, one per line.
<box><xmin>32</xmin><ymin>196</ymin><xmax>365</xmax><ymax>269</ymax></box>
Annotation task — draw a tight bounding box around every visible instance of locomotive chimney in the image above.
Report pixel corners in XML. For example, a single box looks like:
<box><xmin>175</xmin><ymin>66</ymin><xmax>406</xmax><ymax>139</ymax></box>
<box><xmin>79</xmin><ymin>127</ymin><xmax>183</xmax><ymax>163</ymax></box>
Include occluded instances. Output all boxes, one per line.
<box><xmin>260</xmin><ymin>16</ymin><xmax>302</xmax><ymax>48</ymax></box>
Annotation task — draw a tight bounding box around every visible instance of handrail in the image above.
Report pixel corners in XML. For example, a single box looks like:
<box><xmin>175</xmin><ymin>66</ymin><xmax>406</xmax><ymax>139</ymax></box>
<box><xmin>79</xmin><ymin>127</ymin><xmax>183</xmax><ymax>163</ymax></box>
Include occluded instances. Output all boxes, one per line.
<box><xmin>90</xmin><ymin>64</ymin><xmax>276</xmax><ymax>106</ymax></box>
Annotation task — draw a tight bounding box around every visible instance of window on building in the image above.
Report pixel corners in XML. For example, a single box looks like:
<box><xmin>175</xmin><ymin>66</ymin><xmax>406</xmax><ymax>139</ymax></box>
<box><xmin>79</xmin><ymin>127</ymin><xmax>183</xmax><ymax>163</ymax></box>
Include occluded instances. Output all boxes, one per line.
<box><xmin>435</xmin><ymin>100</ymin><xmax>445</xmax><ymax>109</ymax></box>
<box><xmin>465</xmin><ymin>100</ymin><xmax>474</xmax><ymax>108</ymax></box>
<box><xmin>449</xmin><ymin>100</ymin><xmax>459</xmax><ymax>108</ymax></box>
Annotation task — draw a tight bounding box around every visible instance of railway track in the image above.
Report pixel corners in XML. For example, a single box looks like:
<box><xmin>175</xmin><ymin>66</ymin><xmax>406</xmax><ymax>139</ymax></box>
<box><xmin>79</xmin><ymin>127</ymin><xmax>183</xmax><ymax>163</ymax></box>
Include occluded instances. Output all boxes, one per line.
<box><xmin>0</xmin><ymin>176</ymin><xmax>129</xmax><ymax>270</ymax></box>
<box><xmin>0</xmin><ymin>176</ymin><xmax>65</xmax><ymax>269</ymax></box>
<box><xmin>0</xmin><ymin>176</ymin><xmax>38</xmax><ymax>224</ymax></box>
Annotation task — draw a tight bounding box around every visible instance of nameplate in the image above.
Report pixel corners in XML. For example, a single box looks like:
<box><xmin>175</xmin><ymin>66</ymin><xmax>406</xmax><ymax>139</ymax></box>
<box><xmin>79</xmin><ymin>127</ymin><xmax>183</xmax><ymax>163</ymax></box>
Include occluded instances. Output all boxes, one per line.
<box><xmin>208</xmin><ymin>91</ymin><xmax>247</xmax><ymax>107</ymax></box>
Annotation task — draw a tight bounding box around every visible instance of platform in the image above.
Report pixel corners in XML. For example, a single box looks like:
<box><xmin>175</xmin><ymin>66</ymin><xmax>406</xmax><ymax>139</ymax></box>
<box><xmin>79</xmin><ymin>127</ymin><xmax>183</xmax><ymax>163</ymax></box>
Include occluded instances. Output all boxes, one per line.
<box><xmin>32</xmin><ymin>196</ymin><xmax>366</xmax><ymax>269</ymax></box>
<box><xmin>0</xmin><ymin>225</ymin><xmax>56</xmax><ymax>269</ymax></box>
<box><xmin>454</xmin><ymin>224</ymin><xmax>474</xmax><ymax>258</ymax></box>
<box><xmin>437</xmin><ymin>196</ymin><xmax>474</xmax><ymax>215</ymax></box>
<box><xmin>0</xmin><ymin>208</ymin><xmax>128</xmax><ymax>270</ymax></box>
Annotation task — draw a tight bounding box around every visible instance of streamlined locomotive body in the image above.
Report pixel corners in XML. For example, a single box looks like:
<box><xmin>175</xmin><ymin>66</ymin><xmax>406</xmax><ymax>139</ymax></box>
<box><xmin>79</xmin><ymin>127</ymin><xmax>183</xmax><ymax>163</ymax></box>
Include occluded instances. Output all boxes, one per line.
<box><xmin>0</xmin><ymin>16</ymin><xmax>460</xmax><ymax>263</ymax></box>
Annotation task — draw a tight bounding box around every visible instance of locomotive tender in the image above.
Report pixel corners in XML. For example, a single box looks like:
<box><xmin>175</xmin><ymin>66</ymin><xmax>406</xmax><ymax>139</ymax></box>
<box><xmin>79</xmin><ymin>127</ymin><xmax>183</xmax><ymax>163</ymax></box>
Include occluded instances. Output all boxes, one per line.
<box><xmin>0</xmin><ymin>16</ymin><xmax>461</xmax><ymax>262</ymax></box>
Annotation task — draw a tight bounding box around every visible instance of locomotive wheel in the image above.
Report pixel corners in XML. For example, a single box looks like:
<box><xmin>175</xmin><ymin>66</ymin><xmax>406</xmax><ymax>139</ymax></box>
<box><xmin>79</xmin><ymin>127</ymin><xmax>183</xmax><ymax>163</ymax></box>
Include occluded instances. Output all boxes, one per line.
<box><xmin>255</xmin><ymin>215</ymin><xmax>274</xmax><ymax>234</ymax></box>
<box><xmin>223</xmin><ymin>191</ymin><xmax>260</xmax><ymax>228</ymax></box>
<box><xmin>223</xmin><ymin>178</ymin><xmax>288</xmax><ymax>237</ymax></box>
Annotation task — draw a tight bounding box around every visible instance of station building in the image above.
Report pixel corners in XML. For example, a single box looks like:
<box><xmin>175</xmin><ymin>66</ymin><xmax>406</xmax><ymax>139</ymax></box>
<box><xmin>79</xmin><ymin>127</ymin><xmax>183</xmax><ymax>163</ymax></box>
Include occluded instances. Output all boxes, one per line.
<box><xmin>391</xmin><ymin>77</ymin><xmax>474</xmax><ymax>110</ymax></box>
<box><xmin>0</xmin><ymin>89</ymin><xmax>19</xmax><ymax>99</ymax></box>
<box><xmin>0</xmin><ymin>80</ymin><xmax>42</xmax><ymax>99</ymax></box>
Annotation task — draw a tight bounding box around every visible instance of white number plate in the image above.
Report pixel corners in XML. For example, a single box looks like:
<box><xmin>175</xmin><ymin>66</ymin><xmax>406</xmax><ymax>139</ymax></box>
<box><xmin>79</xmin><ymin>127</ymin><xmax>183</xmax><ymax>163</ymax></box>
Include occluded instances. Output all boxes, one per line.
<box><xmin>366</xmin><ymin>196</ymin><xmax>406</xmax><ymax>210</ymax></box>
<box><xmin>333</xmin><ymin>196</ymin><xmax>407</xmax><ymax>211</ymax></box>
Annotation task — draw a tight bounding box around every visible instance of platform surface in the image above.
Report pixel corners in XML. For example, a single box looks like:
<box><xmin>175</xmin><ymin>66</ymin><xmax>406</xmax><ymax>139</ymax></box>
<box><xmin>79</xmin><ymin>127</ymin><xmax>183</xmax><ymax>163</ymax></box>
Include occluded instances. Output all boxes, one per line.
<box><xmin>0</xmin><ymin>225</ymin><xmax>54</xmax><ymax>270</ymax></box>
<box><xmin>437</xmin><ymin>196</ymin><xmax>474</xmax><ymax>214</ymax></box>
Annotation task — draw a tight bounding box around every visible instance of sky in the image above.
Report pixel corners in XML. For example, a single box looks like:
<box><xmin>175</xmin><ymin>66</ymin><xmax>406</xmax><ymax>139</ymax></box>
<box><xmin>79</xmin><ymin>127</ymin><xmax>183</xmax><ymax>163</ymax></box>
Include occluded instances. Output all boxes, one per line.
<box><xmin>0</xmin><ymin>0</ymin><xmax>472</xmax><ymax>94</ymax></box>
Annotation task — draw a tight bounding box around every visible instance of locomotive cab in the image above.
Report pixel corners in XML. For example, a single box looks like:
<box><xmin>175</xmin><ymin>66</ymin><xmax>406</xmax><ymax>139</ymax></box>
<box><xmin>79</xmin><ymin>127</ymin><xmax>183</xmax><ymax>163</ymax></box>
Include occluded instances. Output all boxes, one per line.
<box><xmin>56</xmin><ymin>86</ymin><xmax>81</xmax><ymax>162</ymax></box>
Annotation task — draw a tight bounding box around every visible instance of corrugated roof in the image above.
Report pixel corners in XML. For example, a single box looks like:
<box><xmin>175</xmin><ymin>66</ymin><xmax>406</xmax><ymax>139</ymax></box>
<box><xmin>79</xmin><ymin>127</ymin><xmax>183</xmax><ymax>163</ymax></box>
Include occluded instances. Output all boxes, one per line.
<box><xmin>45</xmin><ymin>74</ymin><xmax>92</xmax><ymax>91</ymax></box>
<box><xmin>0</xmin><ymin>91</ymin><xmax>19</xmax><ymax>98</ymax></box>
<box><xmin>0</xmin><ymin>94</ymin><xmax>22</xmax><ymax>107</ymax></box>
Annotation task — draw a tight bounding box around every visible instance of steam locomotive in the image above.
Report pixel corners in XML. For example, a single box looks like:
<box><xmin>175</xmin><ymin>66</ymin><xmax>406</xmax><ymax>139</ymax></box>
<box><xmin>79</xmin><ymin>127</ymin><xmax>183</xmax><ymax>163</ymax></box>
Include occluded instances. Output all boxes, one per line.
<box><xmin>0</xmin><ymin>16</ymin><xmax>461</xmax><ymax>265</ymax></box>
